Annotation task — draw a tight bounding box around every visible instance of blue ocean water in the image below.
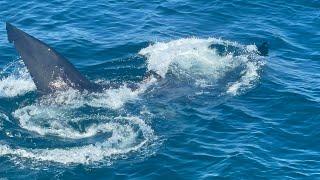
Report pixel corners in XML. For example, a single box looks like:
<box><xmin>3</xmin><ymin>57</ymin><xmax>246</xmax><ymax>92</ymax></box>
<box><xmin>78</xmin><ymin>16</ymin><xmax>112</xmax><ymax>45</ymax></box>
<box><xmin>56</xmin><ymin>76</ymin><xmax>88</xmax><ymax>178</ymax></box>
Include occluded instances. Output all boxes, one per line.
<box><xmin>0</xmin><ymin>0</ymin><xmax>319</xmax><ymax>179</ymax></box>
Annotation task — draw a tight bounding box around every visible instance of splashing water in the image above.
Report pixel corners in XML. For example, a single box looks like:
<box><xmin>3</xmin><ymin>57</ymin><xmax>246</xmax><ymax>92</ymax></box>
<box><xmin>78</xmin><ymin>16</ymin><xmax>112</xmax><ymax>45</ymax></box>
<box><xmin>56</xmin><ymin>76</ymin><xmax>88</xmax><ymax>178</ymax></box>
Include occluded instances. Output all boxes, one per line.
<box><xmin>0</xmin><ymin>60</ymin><xmax>36</xmax><ymax>97</ymax></box>
<box><xmin>140</xmin><ymin>37</ymin><xmax>264</xmax><ymax>95</ymax></box>
<box><xmin>0</xmin><ymin>37</ymin><xmax>264</xmax><ymax>166</ymax></box>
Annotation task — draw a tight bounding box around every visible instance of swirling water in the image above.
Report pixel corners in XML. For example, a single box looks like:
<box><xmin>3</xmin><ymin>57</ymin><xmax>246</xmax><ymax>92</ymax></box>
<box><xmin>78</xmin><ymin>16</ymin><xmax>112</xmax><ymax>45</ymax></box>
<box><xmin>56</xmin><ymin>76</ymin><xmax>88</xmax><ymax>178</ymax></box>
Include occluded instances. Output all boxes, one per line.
<box><xmin>0</xmin><ymin>0</ymin><xmax>319</xmax><ymax>179</ymax></box>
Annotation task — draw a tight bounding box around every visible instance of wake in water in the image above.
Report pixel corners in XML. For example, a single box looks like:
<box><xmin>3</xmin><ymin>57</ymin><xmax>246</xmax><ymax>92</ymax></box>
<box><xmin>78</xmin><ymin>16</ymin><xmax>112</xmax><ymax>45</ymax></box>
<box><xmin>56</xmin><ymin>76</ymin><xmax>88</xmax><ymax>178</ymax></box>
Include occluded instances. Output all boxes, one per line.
<box><xmin>0</xmin><ymin>37</ymin><xmax>265</xmax><ymax>165</ymax></box>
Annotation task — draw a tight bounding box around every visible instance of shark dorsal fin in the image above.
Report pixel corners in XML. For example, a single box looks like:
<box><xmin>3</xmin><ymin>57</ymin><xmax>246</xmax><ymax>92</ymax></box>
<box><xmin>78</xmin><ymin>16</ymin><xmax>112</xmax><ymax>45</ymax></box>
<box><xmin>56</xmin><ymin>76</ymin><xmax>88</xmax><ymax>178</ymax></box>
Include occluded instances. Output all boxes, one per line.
<box><xmin>6</xmin><ymin>22</ymin><xmax>96</xmax><ymax>93</ymax></box>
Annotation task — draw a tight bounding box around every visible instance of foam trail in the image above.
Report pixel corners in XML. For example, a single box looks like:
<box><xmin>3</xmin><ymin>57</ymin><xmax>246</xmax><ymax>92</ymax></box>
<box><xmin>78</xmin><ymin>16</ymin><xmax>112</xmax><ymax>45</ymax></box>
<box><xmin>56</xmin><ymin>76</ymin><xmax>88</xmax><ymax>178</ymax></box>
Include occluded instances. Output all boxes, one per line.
<box><xmin>7</xmin><ymin>79</ymin><xmax>157</xmax><ymax>164</ymax></box>
<box><xmin>0</xmin><ymin>116</ymin><xmax>156</xmax><ymax>164</ymax></box>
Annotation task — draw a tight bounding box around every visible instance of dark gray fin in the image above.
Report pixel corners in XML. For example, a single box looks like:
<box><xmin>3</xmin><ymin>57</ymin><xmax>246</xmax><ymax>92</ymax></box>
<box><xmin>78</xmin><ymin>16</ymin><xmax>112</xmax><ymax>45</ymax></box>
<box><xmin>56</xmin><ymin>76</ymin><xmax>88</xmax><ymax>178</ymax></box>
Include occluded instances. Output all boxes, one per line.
<box><xmin>257</xmin><ymin>42</ymin><xmax>268</xmax><ymax>56</ymax></box>
<box><xmin>6</xmin><ymin>22</ymin><xmax>99</xmax><ymax>93</ymax></box>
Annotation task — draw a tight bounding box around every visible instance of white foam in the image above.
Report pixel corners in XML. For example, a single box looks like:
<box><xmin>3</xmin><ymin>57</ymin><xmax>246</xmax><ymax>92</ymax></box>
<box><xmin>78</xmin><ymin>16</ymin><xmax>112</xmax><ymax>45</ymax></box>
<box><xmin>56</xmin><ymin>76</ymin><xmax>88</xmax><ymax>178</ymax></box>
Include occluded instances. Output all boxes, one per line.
<box><xmin>7</xmin><ymin>83</ymin><xmax>157</xmax><ymax>164</ymax></box>
<box><xmin>227</xmin><ymin>60</ymin><xmax>264</xmax><ymax>95</ymax></box>
<box><xmin>12</xmin><ymin>81</ymin><xmax>155</xmax><ymax>139</ymax></box>
<box><xmin>35</xmin><ymin>77</ymin><xmax>157</xmax><ymax>110</ymax></box>
<box><xmin>13</xmin><ymin>105</ymin><xmax>94</xmax><ymax>139</ymax></box>
<box><xmin>87</xmin><ymin>83</ymin><xmax>149</xmax><ymax>109</ymax></box>
<box><xmin>0</xmin><ymin>116</ymin><xmax>156</xmax><ymax>164</ymax></box>
<box><xmin>0</xmin><ymin>60</ymin><xmax>36</xmax><ymax>97</ymax></box>
<box><xmin>139</xmin><ymin>37</ymin><xmax>263</xmax><ymax>95</ymax></box>
<box><xmin>0</xmin><ymin>113</ymin><xmax>9</xmax><ymax>130</ymax></box>
<box><xmin>1</xmin><ymin>73</ymin><xmax>158</xmax><ymax>164</ymax></box>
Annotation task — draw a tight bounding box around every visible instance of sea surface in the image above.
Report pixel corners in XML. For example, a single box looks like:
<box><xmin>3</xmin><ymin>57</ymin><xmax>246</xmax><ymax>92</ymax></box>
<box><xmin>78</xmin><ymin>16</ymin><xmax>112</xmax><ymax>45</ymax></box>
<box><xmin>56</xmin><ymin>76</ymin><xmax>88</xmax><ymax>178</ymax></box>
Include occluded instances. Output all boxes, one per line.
<box><xmin>0</xmin><ymin>0</ymin><xmax>319</xmax><ymax>179</ymax></box>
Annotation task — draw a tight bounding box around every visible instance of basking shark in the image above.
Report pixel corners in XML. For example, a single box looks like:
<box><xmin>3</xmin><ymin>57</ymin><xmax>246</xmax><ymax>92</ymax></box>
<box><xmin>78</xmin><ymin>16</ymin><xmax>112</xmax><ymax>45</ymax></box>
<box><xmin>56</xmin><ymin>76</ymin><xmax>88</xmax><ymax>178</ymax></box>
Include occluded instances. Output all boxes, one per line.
<box><xmin>6</xmin><ymin>22</ymin><xmax>161</xmax><ymax>94</ymax></box>
<box><xmin>5</xmin><ymin>22</ymin><xmax>267</xmax><ymax>94</ymax></box>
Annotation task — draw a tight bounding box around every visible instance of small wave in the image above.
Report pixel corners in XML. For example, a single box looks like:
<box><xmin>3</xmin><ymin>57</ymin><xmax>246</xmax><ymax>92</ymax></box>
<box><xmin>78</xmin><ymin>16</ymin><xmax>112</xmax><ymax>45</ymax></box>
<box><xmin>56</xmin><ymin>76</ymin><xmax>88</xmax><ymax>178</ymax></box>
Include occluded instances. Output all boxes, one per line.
<box><xmin>0</xmin><ymin>60</ymin><xmax>36</xmax><ymax>97</ymax></box>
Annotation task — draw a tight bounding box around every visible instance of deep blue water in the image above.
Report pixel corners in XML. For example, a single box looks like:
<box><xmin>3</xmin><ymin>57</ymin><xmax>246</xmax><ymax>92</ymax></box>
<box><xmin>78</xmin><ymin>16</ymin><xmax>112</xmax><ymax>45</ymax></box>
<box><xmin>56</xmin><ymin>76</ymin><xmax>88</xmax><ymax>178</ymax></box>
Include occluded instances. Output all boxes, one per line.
<box><xmin>0</xmin><ymin>0</ymin><xmax>319</xmax><ymax>179</ymax></box>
